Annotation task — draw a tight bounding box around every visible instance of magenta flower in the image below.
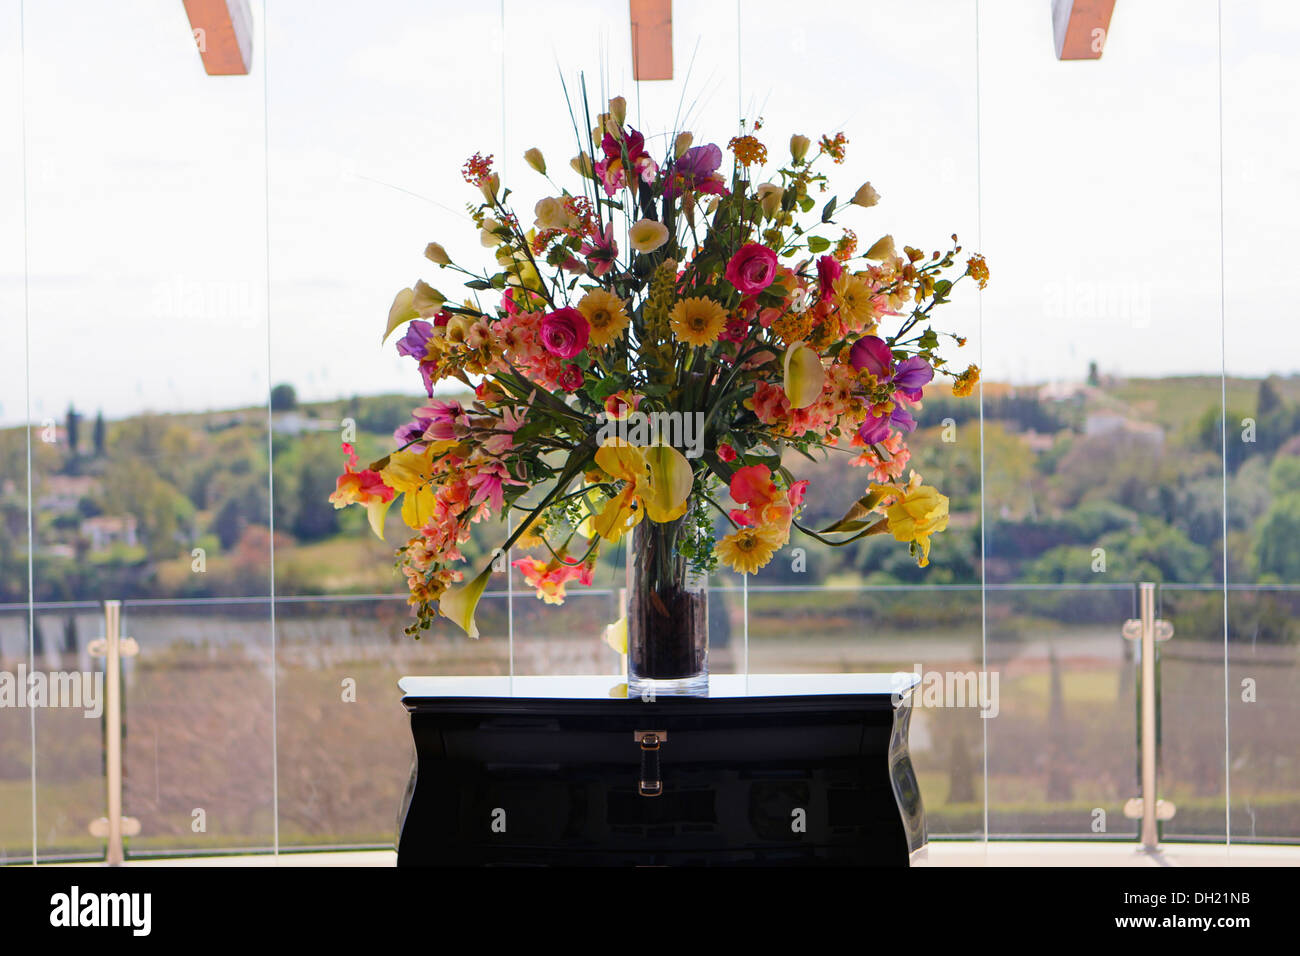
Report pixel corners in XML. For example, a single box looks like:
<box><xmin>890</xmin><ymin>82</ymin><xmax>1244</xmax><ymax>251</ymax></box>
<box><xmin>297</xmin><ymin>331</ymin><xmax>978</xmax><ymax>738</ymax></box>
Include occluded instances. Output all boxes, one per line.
<box><xmin>725</xmin><ymin>243</ymin><xmax>779</xmax><ymax>297</ymax></box>
<box><xmin>816</xmin><ymin>255</ymin><xmax>842</xmax><ymax>299</ymax></box>
<box><xmin>580</xmin><ymin>223</ymin><xmax>618</xmax><ymax>278</ymax></box>
<box><xmin>849</xmin><ymin>335</ymin><xmax>893</xmax><ymax>378</ymax></box>
<box><xmin>557</xmin><ymin>364</ymin><xmax>585</xmax><ymax>392</ymax></box>
<box><xmin>468</xmin><ymin>461</ymin><xmax>525</xmax><ymax>513</ymax></box>
<box><xmin>540</xmin><ymin>308</ymin><xmax>590</xmax><ymax>359</ymax></box>
<box><xmin>481</xmin><ymin>406</ymin><xmax>526</xmax><ymax>457</ymax></box>
<box><xmin>420</xmin><ymin>400</ymin><xmax>468</xmax><ymax>443</ymax></box>
<box><xmin>594</xmin><ymin>128</ymin><xmax>658</xmax><ymax>196</ymax></box>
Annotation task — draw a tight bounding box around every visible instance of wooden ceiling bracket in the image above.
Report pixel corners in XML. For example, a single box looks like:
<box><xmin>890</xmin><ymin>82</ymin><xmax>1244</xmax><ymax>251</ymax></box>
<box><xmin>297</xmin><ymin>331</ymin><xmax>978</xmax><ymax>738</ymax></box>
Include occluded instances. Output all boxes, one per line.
<box><xmin>182</xmin><ymin>0</ymin><xmax>253</xmax><ymax>76</ymax></box>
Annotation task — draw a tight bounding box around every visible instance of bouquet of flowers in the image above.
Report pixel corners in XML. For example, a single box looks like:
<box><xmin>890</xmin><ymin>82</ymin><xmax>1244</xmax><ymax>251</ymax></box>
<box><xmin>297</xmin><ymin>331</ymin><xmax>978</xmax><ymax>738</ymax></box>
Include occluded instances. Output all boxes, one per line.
<box><xmin>332</xmin><ymin>88</ymin><xmax>986</xmax><ymax>651</ymax></box>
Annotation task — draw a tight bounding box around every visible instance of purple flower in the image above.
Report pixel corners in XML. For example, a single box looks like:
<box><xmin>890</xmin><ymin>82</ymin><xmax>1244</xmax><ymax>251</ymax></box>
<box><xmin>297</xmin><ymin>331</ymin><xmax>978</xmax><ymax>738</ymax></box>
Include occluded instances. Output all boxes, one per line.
<box><xmin>892</xmin><ymin>356</ymin><xmax>933</xmax><ymax>400</ymax></box>
<box><xmin>664</xmin><ymin>144</ymin><xmax>726</xmax><ymax>198</ymax></box>
<box><xmin>394</xmin><ymin>418</ymin><xmax>428</xmax><ymax>451</ymax></box>
<box><xmin>857</xmin><ymin>403</ymin><xmax>918</xmax><ymax>445</ymax></box>
<box><xmin>395</xmin><ymin>319</ymin><xmax>434</xmax><ymax>360</ymax></box>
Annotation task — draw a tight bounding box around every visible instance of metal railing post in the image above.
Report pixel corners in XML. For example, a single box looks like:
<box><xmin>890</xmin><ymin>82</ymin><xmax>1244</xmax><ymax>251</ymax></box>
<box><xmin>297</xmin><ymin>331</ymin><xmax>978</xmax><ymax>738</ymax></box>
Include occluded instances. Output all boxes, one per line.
<box><xmin>1122</xmin><ymin>582</ymin><xmax>1175</xmax><ymax>850</ymax></box>
<box><xmin>87</xmin><ymin>600</ymin><xmax>140</xmax><ymax>865</ymax></box>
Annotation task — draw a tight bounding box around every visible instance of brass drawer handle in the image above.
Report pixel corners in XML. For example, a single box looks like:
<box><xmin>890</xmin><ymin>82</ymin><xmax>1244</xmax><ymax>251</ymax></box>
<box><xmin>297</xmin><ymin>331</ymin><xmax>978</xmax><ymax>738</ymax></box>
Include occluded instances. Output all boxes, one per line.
<box><xmin>636</xmin><ymin>730</ymin><xmax>666</xmax><ymax>797</ymax></box>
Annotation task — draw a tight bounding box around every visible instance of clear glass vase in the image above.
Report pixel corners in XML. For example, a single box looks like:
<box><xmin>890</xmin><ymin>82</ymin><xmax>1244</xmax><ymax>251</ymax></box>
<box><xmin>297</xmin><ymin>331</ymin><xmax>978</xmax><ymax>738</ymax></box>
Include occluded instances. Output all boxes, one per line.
<box><xmin>626</xmin><ymin>514</ymin><xmax>709</xmax><ymax>697</ymax></box>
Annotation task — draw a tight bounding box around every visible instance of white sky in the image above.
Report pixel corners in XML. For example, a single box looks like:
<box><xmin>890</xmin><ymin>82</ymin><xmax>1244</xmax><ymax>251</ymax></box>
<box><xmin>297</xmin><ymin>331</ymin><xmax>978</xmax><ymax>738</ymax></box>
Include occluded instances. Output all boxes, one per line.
<box><xmin>0</xmin><ymin>0</ymin><xmax>1297</xmax><ymax>426</ymax></box>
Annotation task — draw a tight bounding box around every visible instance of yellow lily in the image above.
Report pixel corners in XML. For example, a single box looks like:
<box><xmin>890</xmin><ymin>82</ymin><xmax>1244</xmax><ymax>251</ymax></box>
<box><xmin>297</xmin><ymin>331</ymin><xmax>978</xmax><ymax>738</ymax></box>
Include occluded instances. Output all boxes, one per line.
<box><xmin>383</xmin><ymin>287</ymin><xmax>418</xmax><ymax>343</ymax></box>
<box><xmin>365</xmin><ymin>497</ymin><xmax>394</xmax><ymax>540</ymax></box>
<box><xmin>381</xmin><ymin>448</ymin><xmax>440</xmax><ymax>530</ymax></box>
<box><xmin>783</xmin><ymin>340</ymin><xmax>825</xmax><ymax>409</ymax></box>
<box><xmin>590</xmin><ymin>440</ymin><xmax>647</xmax><ymax>541</ymax></box>
<box><xmin>603</xmin><ymin>616</ymin><xmax>628</xmax><ymax>655</ymax></box>
<box><xmin>871</xmin><ymin>477</ymin><xmax>950</xmax><ymax>567</ymax></box>
<box><xmin>438</xmin><ymin>563</ymin><xmax>493</xmax><ymax>639</ymax></box>
<box><xmin>589</xmin><ymin>439</ymin><xmax>694</xmax><ymax>540</ymax></box>
<box><xmin>642</xmin><ymin>443</ymin><xmax>693</xmax><ymax>523</ymax></box>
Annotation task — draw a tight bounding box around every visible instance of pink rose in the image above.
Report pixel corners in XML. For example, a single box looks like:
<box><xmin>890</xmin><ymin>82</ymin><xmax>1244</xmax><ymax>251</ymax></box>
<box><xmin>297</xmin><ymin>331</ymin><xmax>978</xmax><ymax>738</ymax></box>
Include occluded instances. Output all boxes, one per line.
<box><xmin>540</xmin><ymin>307</ymin><xmax>589</xmax><ymax>358</ymax></box>
<box><xmin>725</xmin><ymin>243</ymin><xmax>779</xmax><ymax>297</ymax></box>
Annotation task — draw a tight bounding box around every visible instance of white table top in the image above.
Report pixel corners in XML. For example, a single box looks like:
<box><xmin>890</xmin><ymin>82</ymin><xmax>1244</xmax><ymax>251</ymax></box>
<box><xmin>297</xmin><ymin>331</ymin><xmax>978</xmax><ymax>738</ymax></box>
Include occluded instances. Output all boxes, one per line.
<box><xmin>399</xmin><ymin>673</ymin><xmax>921</xmax><ymax>700</ymax></box>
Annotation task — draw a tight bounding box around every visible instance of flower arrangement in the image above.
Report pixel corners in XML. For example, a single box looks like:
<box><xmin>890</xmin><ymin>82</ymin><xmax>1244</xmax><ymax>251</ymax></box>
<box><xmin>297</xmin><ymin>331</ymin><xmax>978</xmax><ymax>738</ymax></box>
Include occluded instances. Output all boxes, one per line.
<box><xmin>332</xmin><ymin>89</ymin><xmax>986</xmax><ymax>641</ymax></box>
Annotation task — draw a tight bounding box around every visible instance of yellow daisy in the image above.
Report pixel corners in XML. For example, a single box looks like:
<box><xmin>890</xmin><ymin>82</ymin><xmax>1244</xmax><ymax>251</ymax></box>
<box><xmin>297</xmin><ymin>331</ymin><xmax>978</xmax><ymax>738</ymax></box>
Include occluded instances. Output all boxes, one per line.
<box><xmin>577</xmin><ymin>290</ymin><xmax>630</xmax><ymax>347</ymax></box>
<box><xmin>832</xmin><ymin>272</ymin><xmax>879</xmax><ymax>333</ymax></box>
<box><xmin>715</xmin><ymin>524</ymin><xmax>784</xmax><ymax>575</ymax></box>
<box><xmin>669</xmin><ymin>296</ymin><xmax>728</xmax><ymax>347</ymax></box>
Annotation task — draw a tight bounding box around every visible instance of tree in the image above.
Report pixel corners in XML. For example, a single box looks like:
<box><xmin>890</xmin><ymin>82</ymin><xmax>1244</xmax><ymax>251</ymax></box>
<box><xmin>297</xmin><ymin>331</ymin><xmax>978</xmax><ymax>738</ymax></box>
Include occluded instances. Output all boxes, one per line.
<box><xmin>93</xmin><ymin>410</ymin><xmax>106</xmax><ymax>457</ymax></box>
<box><xmin>1254</xmin><ymin>494</ymin><xmax>1300</xmax><ymax>583</ymax></box>
<box><xmin>212</xmin><ymin>476</ymin><xmax>270</xmax><ymax>550</ymax></box>
<box><xmin>100</xmin><ymin>458</ymin><xmax>194</xmax><ymax>561</ymax></box>
<box><xmin>270</xmin><ymin>383</ymin><xmax>297</xmax><ymax>412</ymax></box>
<box><xmin>291</xmin><ymin>454</ymin><xmax>342</xmax><ymax>542</ymax></box>
<box><xmin>65</xmin><ymin>406</ymin><xmax>81</xmax><ymax>455</ymax></box>
<box><xmin>1257</xmin><ymin>376</ymin><xmax>1284</xmax><ymax>419</ymax></box>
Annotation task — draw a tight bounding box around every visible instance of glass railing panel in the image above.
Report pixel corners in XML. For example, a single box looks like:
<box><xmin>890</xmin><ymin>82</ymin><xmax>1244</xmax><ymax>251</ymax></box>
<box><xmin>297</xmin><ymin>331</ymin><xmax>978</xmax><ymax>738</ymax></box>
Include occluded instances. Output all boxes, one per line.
<box><xmin>1221</xmin><ymin>2</ymin><xmax>1300</xmax><ymax>845</ymax></box>
<box><xmin>272</xmin><ymin>594</ymin><xmax>509</xmax><ymax>849</ymax></box>
<box><xmin>120</xmin><ymin>599</ymin><xmax>274</xmax><ymax>857</ymax></box>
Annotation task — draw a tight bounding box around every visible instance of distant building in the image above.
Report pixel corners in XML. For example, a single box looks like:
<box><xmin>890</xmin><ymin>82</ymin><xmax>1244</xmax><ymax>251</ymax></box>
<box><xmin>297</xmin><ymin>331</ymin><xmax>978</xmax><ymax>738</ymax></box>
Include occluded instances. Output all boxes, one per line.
<box><xmin>37</xmin><ymin>475</ymin><xmax>99</xmax><ymax>514</ymax></box>
<box><xmin>80</xmin><ymin>515</ymin><xmax>139</xmax><ymax>552</ymax></box>
<box><xmin>271</xmin><ymin>412</ymin><xmax>337</xmax><ymax>436</ymax></box>
<box><xmin>1084</xmin><ymin>413</ymin><xmax>1164</xmax><ymax>445</ymax></box>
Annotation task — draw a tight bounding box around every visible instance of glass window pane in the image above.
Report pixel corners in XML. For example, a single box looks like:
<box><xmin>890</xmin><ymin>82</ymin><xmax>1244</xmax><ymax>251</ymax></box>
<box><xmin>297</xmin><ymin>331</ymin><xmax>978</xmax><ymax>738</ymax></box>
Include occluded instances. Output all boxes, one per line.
<box><xmin>978</xmin><ymin>0</ymin><xmax>1224</xmax><ymax>840</ymax></box>
<box><xmin>21</xmin><ymin>0</ymin><xmax>273</xmax><ymax>859</ymax></box>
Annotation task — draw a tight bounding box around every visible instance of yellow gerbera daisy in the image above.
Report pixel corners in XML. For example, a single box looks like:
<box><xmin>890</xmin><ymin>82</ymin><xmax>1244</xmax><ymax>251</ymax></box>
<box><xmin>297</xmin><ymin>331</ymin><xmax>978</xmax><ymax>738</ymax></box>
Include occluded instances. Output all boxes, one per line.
<box><xmin>669</xmin><ymin>296</ymin><xmax>728</xmax><ymax>347</ymax></box>
<box><xmin>832</xmin><ymin>273</ymin><xmax>879</xmax><ymax>333</ymax></box>
<box><xmin>715</xmin><ymin>523</ymin><xmax>784</xmax><ymax>575</ymax></box>
<box><xmin>577</xmin><ymin>289</ymin><xmax>630</xmax><ymax>347</ymax></box>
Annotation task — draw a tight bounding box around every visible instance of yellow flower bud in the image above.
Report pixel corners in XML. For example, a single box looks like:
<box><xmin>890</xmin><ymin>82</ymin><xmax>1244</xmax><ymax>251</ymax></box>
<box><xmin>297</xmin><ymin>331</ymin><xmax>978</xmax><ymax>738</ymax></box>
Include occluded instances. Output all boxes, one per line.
<box><xmin>756</xmin><ymin>182</ymin><xmax>784</xmax><ymax>220</ymax></box>
<box><xmin>411</xmin><ymin>280</ymin><xmax>446</xmax><ymax>317</ymax></box>
<box><xmin>571</xmin><ymin>152</ymin><xmax>594</xmax><ymax>178</ymax></box>
<box><xmin>523</xmin><ymin>147</ymin><xmax>546</xmax><ymax>175</ymax></box>
<box><xmin>424</xmin><ymin>242</ymin><xmax>451</xmax><ymax>266</ymax></box>
<box><xmin>865</xmin><ymin>234</ymin><xmax>897</xmax><ymax>261</ymax></box>
<box><xmin>674</xmin><ymin>131</ymin><xmax>693</xmax><ymax>159</ymax></box>
<box><xmin>851</xmin><ymin>182</ymin><xmax>880</xmax><ymax>208</ymax></box>
<box><xmin>790</xmin><ymin>134</ymin><xmax>811</xmax><ymax>164</ymax></box>
<box><xmin>608</xmin><ymin>96</ymin><xmax>627</xmax><ymax>127</ymax></box>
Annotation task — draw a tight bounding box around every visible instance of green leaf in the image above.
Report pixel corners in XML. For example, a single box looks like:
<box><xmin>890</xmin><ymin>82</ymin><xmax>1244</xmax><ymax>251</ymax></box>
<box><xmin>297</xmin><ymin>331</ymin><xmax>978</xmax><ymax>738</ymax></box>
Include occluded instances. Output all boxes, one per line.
<box><xmin>820</xmin><ymin>197</ymin><xmax>837</xmax><ymax>223</ymax></box>
<box><xmin>806</xmin><ymin>236</ymin><xmax>831</xmax><ymax>254</ymax></box>
<box><xmin>464</xmin><ymin>279</ymin><xmax>492</xmax><ymax>291</ymax></box>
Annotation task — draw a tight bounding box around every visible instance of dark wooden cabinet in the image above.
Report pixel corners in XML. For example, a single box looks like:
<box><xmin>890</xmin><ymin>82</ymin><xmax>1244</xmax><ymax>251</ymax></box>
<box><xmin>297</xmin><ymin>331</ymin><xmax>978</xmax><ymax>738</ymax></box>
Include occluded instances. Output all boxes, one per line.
<box><xmin>397</xmin><ymin>675</ymin><xmax>924</xmax><ymax>866</ymax></box>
